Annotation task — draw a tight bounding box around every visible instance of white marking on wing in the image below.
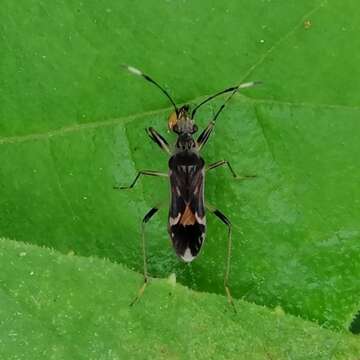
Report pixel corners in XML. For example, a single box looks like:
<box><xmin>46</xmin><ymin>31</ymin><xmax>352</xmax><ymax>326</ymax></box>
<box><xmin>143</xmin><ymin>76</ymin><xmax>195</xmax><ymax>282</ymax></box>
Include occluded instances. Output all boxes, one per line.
<box><xmin>169</xmin><ymin>213</ymin><xmax>181</xmax><ymax>226</ymax></box>
<box><xmin>181</xmin><ymin>248</ymin><xmax>195</xmax><ymax>262</ymax></box>
<box><xmin>195</xmin><ymin>212</ymin><xmax>206</xmax><ymax>225</ymax></box>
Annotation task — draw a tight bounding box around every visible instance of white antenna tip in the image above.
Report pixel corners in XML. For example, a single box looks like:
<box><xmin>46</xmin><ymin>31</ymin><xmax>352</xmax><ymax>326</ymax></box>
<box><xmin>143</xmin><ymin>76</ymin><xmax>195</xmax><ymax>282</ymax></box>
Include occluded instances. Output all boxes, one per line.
<box><xmin>237</xmin><ymin>81</ymin><xmax>262</xmax><ymax>89</ymax></box>
<box><xmin>126</xmin><ymin>65</ymin><xmax>143</xmax><ymax>76</ymax></box>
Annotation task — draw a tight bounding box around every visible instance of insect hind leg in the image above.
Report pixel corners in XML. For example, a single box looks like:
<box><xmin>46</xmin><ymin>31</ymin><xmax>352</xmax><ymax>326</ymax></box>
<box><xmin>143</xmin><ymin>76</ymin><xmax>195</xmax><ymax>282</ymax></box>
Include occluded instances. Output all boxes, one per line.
<box><xmin>130</xmin><ymin>206</ymin><xmax>159</xmax><ymax>306</ymax></box>
<box><xmin>207</xmin><ymin>204</ymin><xmax>236</xmax><ymax>312</ymax></box>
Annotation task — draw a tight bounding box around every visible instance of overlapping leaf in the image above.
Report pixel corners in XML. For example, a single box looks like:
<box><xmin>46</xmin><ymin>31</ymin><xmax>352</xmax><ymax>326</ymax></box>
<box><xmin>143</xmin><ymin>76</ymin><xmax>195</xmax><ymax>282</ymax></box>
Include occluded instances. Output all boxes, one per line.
<box><xmin>0</xmin><ymin>238</ymin><xmax>359</xmax><ymax>359</ymax></box>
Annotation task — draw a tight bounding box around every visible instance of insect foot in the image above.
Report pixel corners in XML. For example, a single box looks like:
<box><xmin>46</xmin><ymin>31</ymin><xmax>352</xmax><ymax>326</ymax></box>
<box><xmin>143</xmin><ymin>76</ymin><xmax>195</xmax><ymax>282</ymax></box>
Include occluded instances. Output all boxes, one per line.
<box><xmin>130</xmin><ymin>277</ymin><xmax>149</xmax><ymax>307</ymax></box>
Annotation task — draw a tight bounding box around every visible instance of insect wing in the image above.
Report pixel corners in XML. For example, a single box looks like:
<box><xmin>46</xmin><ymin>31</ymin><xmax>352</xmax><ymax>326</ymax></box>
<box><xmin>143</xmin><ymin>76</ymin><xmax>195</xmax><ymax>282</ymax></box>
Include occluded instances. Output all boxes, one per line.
<box><xmin>168</xmin><ymin>155</ymin><xmax>206</xmax><ymax>262</ymax></box>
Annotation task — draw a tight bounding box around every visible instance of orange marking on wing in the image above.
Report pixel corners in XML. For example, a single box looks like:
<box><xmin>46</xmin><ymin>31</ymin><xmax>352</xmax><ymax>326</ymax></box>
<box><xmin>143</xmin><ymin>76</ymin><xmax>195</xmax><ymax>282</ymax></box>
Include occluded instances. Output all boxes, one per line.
<box><xmin>180</xmin><ymin>205</ymin><xmax>196</xmax><ymax>226</ymax></box>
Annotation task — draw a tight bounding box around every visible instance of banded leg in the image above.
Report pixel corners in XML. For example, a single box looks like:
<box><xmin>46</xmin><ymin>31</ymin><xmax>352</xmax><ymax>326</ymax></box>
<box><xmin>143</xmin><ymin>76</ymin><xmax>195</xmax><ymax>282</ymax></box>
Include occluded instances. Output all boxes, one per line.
<box><xmin>146</xmin><ymin>127</ymin><xmax>171</xmax><ymax>155</ymax></box>
<box><xmin>207</xmin><ymin>160</ymin><xmax>256</xmax><ymax>180</ymax></box>
<box><xmin>130</xmin><ymin>206</ymin><xmax>159</xmax><ymax>306</ymax></box>
<box><xmin>207</xmin><ymin>205</ymin><xmax>235</xmax><ymax>312</ymax></box>
<box><xmin>114</xmin><ymin>170</ymin><xmax>167</xmax><ymax>190</ymax></box>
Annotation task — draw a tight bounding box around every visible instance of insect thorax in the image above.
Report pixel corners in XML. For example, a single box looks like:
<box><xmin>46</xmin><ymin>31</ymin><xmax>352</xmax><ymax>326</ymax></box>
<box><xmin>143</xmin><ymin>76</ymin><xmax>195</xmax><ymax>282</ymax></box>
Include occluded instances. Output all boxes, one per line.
<box><xmin>175</xmin><ymin>133</ymin><xmax>197</xmax><ymax>152</ymax></box>
<box><xmin>169</xmin><ymin>150</ymin><xmax>204</xmax><ymax>170</ymax></box>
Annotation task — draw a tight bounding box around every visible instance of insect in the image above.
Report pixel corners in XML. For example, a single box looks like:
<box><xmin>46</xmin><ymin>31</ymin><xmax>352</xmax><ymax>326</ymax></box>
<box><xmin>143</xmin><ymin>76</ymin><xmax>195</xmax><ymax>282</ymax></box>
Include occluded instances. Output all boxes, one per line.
<box><xmin>116</xmin><ymin>65</ymin><xmax>259</xmax><ymax>308</ymax></box>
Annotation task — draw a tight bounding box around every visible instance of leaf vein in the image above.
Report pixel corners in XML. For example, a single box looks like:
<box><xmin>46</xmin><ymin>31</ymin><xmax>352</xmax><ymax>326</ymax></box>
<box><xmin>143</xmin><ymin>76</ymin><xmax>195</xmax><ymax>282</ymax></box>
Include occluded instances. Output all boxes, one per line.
<box><xmin>2</xmin><ymin>92</ymin><xmax>360</xmax><ymax>146</ymax></box>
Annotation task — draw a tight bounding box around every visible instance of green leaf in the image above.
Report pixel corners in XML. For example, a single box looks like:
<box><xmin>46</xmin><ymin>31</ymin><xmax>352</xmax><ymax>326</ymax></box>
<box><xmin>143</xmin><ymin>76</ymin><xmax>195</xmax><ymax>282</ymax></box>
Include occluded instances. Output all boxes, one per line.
<box><xmin>0</xmin><ymin>238</ymin><xmax>359</xmax><ymax>360</ymax></box>
<box><xmin>0</xmin><ymin>0</ymin><xmax>359</xmax><ymax>338</ymax></box>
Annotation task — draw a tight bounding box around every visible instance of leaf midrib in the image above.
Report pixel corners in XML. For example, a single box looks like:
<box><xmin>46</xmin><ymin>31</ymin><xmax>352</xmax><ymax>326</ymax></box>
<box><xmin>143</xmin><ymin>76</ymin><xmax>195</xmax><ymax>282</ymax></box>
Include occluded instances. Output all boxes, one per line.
<box><xmin>1</xmin><ymin>95</ymin><xmax>360</xmax><ymax>146</ymax></box>
<box><xmin>0</xmin><ymin>0</ymin><xmax>355</xmax><ymax>146</ymax></box>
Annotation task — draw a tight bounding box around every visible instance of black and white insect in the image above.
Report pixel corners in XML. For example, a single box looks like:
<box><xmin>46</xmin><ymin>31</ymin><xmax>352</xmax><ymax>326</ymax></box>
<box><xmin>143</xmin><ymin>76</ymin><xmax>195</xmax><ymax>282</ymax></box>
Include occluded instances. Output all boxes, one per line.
<box><xmin>116</xmin><ymin>65</ymin><xmax>259</xmax><ymax>307</ymax></box>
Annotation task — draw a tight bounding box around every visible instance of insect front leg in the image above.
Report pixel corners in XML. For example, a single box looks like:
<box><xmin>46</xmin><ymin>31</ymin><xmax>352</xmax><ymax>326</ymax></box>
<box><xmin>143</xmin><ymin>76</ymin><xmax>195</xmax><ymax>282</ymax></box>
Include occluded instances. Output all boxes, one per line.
<box><xmin>130</xmin><ymin>206</ymin><xmax>159</xmax><ymax>306</ymax></box>
<box><xmin>207</xmin><ymin>160</ymin><xmax>256</xmax><ymax>180</ymax></box>
<box><xmin>197</xmin><ymin>121</ymin><xmax>215</xmax><ymax>150</ymax></box>
<box><xmin>114</xmin><ymin>170</ymin><xmax>168</xmax><ymax>190</ymax></box>
<box><xmin>146</xmin><ymin>127</ymin><xmax>171</xmax><ymax>155</ymax></box>
<box><xmin>206</xmin><ymin>204</ymin><xmax>236</xmax><ymax>312</ymax></box>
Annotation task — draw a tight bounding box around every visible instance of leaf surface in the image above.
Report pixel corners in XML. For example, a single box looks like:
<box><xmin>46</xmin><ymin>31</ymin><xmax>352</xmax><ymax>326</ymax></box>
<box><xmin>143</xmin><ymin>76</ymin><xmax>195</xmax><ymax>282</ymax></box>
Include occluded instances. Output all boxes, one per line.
<box><xmin>0</xmin><ymin>0</ymin><xmax>359</xmax><ymax>335</ymax></box>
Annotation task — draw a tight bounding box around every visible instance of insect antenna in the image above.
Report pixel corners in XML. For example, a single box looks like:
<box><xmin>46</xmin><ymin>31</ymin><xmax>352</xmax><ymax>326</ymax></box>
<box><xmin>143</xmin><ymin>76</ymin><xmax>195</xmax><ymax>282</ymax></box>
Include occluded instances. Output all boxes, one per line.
<box><xmin>191</xmin><ymin>81</ymin><xmax>261</xmax><ymax>119</ymax></box>
<box><xmin>123</xmin><ymin>65</ymin><xmax>179</xmax><ymax>116</ymax></box>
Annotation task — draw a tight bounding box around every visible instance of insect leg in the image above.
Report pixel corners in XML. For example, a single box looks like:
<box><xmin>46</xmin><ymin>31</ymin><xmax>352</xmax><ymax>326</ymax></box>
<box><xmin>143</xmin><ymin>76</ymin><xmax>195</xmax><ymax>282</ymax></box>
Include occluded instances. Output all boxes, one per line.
<box><xmin>114</xmin><ymin>170</ymin><xmax>168</xmax><ymax>190</ymax></box>
<box><xmin>197</xmin><ymin>121</ymin><xmax>215</xmax><ymax>150</ymax></box>
<box><xmin>207</xmin><ymin>204</ymin><xmax>236</xmax><ymax>312</ymax></box>
<box><xmin>207</xmin><ymin>160</ymin><xmax>256</xmax><ymax>180</ymax></box>
<box><xmin>146</xmin><ymin>127</ymin><xmax>171</xmax><ymax>154</ymax></box>
<box><xmin>130</xmin><ymin>206</ymin><xmax>159</xmax><ymax>306</ymax></box>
